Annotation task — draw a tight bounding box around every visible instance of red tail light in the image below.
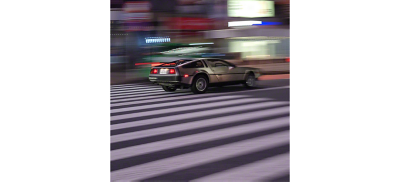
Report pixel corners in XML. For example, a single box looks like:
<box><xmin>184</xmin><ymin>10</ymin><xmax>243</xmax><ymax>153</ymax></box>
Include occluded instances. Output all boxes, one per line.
<box><xmin>150</xmin><ymin>69</ymin><xmax>158</xmax><ymax>74</ymax></box>
<box><xmin>184</xmin><ymin>74</ymin><xmax>189</xmax><ymax>78</ymax></box>
<box><xmin>169</xmin><ymin>69</ymin><xmax>175</xmax><ymax>74</ymax></box>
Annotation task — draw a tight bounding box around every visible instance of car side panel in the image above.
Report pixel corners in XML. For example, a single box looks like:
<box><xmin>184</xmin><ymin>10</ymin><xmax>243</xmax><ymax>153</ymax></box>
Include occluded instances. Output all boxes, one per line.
<box><xmin>204</xmin><ymin>59</ymin><xmax>245</xmax><ymax>82</ymax></box>
<box><xmin>226</xmin><ymin>67</ymin><xmax>246</xmax><ymax>81</ymax></box>
<box><xmin>178</xmin><ymin>67</ymin><xmax>217</xmax><ymax>85</ymax></box>
<box><xmin>205</xmin><ymin>70</ymin><xmax>220</xmax><ymax>83</ymax></box>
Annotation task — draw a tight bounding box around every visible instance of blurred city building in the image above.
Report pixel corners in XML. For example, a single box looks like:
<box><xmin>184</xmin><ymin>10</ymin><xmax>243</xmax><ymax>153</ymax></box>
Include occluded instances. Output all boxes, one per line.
<box><xmin>111</xmin><ymin>0</ymin><xmax>290</xmax><ymax>79</ymax></box>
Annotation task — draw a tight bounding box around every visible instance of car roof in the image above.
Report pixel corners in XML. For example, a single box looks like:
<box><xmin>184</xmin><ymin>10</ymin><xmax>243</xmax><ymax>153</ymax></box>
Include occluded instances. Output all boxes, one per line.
<box><xmin>156</xmin><ymin>59</ymin><xmax>200</xmax><ymax>67</ymax></box>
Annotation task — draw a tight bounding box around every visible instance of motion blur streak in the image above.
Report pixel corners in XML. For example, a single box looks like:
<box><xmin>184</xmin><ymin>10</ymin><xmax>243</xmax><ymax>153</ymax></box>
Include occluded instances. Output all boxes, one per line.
<box><xmin>111</xmin><ymin>0</ymin><xmax>289</xmax><ymax>181</ymax></box>
<box><xmin>111</xmin><ymin>0</ymin><xmax>289</xmax><ymax>81</ymax></box>
<box><xmin>228</xmin><ymin>21</ymin><xmax>262</xmax><ymax>27</ymax></box>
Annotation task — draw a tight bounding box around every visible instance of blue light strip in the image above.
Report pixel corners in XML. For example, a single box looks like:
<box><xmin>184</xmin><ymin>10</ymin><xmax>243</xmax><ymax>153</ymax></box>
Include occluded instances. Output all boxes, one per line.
<box><xmin>252</xmin><ymin>22</ymin><xmax>282</xmax><ymax>26</ymax></box>
<box><xmin>201</xmin><ymin>53</ymin><xmax>226</xmax><ymax>57</ymax></box>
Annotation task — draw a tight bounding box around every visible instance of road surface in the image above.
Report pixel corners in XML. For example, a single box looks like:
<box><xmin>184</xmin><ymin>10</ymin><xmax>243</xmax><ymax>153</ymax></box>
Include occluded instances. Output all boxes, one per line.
<box><xmin>110</xmin><ymin>79</ymin><xmax>290</xmax><ymax>182</ymax></box>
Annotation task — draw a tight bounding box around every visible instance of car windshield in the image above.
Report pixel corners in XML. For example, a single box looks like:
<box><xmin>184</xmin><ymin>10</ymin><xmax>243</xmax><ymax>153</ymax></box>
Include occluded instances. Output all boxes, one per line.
<box><xmin>158</xmin><ymin>59</ymin><xmax>194</xmax><ymax>67</ymax></box>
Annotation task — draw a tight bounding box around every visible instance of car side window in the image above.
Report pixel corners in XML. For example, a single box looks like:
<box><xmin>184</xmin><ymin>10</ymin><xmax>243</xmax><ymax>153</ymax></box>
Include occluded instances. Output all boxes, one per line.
<box><xmin>208</xmin><ymin>59</ymin><xmax>230</xmax><ymax>67</ymax></box>
<box><xmin>218</xmin><ymin>60</ymin><xmax>236</xmax><ymax>67</ymax></box>
<box><xmin>182</xmin><ymin>60</ymin><xmax>204</xmax><ymax>68</ymax></box>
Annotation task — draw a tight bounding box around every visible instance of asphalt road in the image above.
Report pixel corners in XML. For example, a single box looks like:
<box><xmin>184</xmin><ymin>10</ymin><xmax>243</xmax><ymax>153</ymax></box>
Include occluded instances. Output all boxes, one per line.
<box><xmin>110</xmin><ymin>79</ymin><xmax>290</xmax><ymax>182</ymax></box>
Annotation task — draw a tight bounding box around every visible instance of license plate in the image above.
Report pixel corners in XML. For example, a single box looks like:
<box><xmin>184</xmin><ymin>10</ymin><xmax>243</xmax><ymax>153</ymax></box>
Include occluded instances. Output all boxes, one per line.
<box><xmin>160</xmin><ymin>69</ymin><xmax>168</xmax><ymax>74</ymax></box>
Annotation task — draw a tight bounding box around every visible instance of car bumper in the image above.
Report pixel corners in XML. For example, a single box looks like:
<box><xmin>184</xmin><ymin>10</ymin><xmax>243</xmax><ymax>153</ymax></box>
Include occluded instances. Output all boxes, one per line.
<box><xmin>149</xmin><ymin>74</ymin><xmax>184</xmax><ymax>87</ymax></box>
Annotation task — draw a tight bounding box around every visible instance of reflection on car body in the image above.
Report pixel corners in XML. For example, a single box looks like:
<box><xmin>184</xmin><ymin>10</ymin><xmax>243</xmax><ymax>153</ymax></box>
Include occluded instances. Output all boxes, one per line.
<box><xmin>149</xmin><ymin>58</ymin><xmax>261</xmax><ymax>94</ymax></box>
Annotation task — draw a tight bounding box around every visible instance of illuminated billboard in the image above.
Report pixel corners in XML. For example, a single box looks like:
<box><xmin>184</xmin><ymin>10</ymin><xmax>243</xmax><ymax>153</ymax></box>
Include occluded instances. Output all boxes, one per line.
<box><xmin>228</xmin><ymin>0</ymin><xmax>274</xmax><ymax>18</ymax></box>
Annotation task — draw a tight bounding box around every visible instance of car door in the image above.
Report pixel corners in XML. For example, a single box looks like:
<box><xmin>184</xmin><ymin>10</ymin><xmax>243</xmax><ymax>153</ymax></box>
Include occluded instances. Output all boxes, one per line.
<box><xmin>219</xmin><ymin>60</ymin><xmax>244</xmax><ymax>81</ymax></box>
<box><xmin>207</xmin><ymin>59</ymin><xmax>241</xmax><ymax>82</ymax></box>
<box><xmin>206</xmin><ymin>59</ymin><xmax>228</xmax><ymax>82</ymax></box>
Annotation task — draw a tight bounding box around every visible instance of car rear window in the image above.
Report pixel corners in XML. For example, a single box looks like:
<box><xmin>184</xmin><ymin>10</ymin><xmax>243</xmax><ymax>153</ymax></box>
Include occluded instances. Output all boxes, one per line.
<box><xmin>182</xmin><ymin>60</ymin><xmax>204</xmax><ymax>68</ymax></box>
<box><xmin>158</xmin><ymin>59</ymin><xmax>193</xmax><ymax>67</ymax></box>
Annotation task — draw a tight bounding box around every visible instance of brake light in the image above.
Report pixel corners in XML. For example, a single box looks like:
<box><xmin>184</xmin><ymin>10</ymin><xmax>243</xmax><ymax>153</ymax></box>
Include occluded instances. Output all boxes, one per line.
<box><xmin>184</xmin><ymin>74</ymin><xmax>189</xmax><ymax>78</ymax></box>
<box><xmin>169</xmin><ymin>69</ymin><xmax>175</xmax><ymax>74</ymax></box>
<box><xmin>150</xmin><ymin>69</ymin><xmax>158</xmax><ymax>74</ymax></box>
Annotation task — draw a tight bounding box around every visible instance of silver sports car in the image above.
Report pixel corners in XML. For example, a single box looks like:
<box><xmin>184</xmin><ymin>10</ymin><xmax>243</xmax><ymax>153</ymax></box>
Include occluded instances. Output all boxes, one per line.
<box><xmin>149</xmin><ymin>58</ymin><xmax>261</xmax><ymax>94</ymax></box>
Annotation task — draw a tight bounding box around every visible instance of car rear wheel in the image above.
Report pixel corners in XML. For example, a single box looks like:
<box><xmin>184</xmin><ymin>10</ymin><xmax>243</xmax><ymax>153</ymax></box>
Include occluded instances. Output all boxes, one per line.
<box><xmin>162</xmin><ymin>86</ymin><xmax>176</xmax><ymax>92</ymax></box>
<box><xmin>191</xmin><ymin>75</ymin><xmax>208</xmax><ymax>94</ymax></box>
<box><xmin>243</xmin><ymin>73</ymin><xmax>256</xmax><ymax>88</ymax></box>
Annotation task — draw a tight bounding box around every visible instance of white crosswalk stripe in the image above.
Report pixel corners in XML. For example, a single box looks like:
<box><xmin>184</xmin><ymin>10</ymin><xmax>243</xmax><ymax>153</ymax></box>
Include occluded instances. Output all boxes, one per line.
<box><xmin>111</xmin><ymin>117</ymin><xmax>289</xmax><ymax>160</ymax></box>
<box><xmin>111</xmin><ymin>95</ymin><xmax>248</xmax><ymax>114</ymax></box>
<box><xmin>111</xmin><ymin>87</ymin><xmax>163</xmax><ymax>94</ymax></box>
<box><xmin>192</xmin><ymin>153</ymin><xmax>290</xmax><ymax>182</ymax></box>
<box><xmin>111</xmin><ymin>91</ymin><xmax>188</xmax><ymax>100</ymax></box>
<box><xmin>111</xmin><ymin>87</ymin><xmax>161</xmax><ymax>93</ymax></box>
<box><xmin>110</xmin><ymin>84</ymin><xmax>290</xmax><ymax>182</ymax></box>
<box><xmin>111</xmin><ymin>106</ymin><xmax>289</xmax><ymax>143</ymax></box>
<box><xmin>111</xmin><ymin>131</ymin><xmax>289</xmax><ymax>182</ymax></box>
<box><xmin>111</xmin><ymin>92</ymin><xmax>242</xmax><ymax>107</ymax></box>
<box><xmin>111</xmin><ymin>89</ymin><xmax>166</xmax><ymax>97</ymax></box>
<box><xmin>111</xmin><ymin>102</ymin><xmax>288</xmax><ymax>130</ymax></box>
<box><xmin>110</xmin><ymin>92</ymin><xmax>191</xmax><ymax>104</ymax></box>
<box><xmin>111</xmin><ymin>85</ymin><xmax>289</xmax><ymax>102</ymax></box>
<box><xmin>111</xmin><ymin>84</ymin><xmax>159</xmax><ymax>89</ymax></box>
<box><xmin>111</xmin><ymin>98</ymin><xmax>263</xmax><ymax>121</ymax></box>
<box><xmin>111</xmin><ymin>83</ymin><xmax>154</xmax><ymax>88</ymax></box>
<box><xmin>111</xmin><ymin>83</ymin><xmax>158</xmax><ymax>88</ymax></box>
<box><xmin>111</xmin><ymin>86</ymin><xmax>157</xmax><ymax>91</ymax></box>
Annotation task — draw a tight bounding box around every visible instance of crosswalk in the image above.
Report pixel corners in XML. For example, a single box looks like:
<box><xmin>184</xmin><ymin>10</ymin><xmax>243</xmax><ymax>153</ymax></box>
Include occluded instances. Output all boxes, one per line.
<box><xmin>110</xmin><ymin>83</ymin><xmax>290</xmax><ymax>182</ymax></box>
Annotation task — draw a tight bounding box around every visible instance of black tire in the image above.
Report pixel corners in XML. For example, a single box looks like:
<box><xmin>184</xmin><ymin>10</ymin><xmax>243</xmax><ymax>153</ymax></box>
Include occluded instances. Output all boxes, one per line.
<box><xmin>243</xmin><ymin>73</ymin><xmax>256</xmax><ymax>88</ymax></box>
<box><xmin>162</xmin><ymin>86</ymin><xmax>177</xmax><ymax>92</ymax></box>
<box><xmin>191</xmin><ymin>75</ymin><xmax>208</xmax><ymax>94</ymax></box>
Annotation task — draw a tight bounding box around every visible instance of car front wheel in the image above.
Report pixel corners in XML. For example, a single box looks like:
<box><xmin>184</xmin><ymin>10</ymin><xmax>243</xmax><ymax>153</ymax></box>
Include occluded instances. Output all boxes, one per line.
<box><xmin>191</xmin><ymin>75</ymin><xmax>208</xmax><ymax>94</ymax></box>
<box><xmin>243</xmin><ymin>73</ymin><xmax>256</xmax><ymax>88</ymax></box>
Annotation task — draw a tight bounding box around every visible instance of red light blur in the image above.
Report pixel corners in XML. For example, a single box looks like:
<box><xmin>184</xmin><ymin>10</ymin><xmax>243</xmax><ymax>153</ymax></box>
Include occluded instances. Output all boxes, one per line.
<box><xmin>151</xmin><ymin>69</ymin><xmax>158</xmax><ymax>74</ymax></box>
<box><xmin>169</xmin><ymin>69</ymin><xmax>175</xmax><ymax>74</ymax></box>
<box><xmin>184</xmin><ymin>74</ymin><xmax>189</xmax><ymax>78</ymax></box>
<box><xmin>136</xmin><ymin>62</ymin><xmax>161</xmax><ymax>66</ymax></box>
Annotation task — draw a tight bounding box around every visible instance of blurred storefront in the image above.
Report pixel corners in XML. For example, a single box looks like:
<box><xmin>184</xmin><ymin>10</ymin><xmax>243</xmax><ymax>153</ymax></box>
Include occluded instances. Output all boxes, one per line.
<box><xmin>134</xmin><ymin>0</ymin><xmax>218</xmax><ymax>64</ymax></box>
<box><xmin>123</xmin><ymin>1</ymin><xmax>155</xmax><ymax>69</ymax></box>
<box><xmin>205</xmin><ymin>29</ymin><xmax>290</xmax><ymax>61</ymax></box>
<box><xmin>111</xmin><ymin>9</ymin><xmax>127</xmax><ymax>71</ymax></box>
<box><xmin>204</xmin><ymin>0</ymin><xmax>290</xmax><ymax>62</ymax></box>
<box><xmin>225</xmin><ymin>36</ymin><xmax>289</xmax><ymax>60</ymax></box>
<box><xmin>165</xmin><ymin>17</ymin><xmax>214</xmax><ymax>43</ymax></box>
<box><xmin>110</xmin><ymin>0</ymin><xmax>290</xmax><ymax>74</ymax></box>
